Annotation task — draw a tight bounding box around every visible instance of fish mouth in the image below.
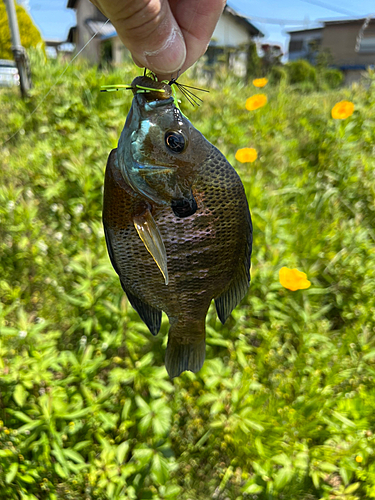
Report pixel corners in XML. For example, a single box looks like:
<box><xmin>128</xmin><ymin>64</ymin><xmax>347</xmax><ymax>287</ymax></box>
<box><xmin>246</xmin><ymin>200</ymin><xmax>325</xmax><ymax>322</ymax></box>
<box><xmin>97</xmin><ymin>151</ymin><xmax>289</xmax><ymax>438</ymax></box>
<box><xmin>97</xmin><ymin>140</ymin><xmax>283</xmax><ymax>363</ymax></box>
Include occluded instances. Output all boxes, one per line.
<box><xmin>135</xmin><ymin>92</ymin><xmax>173</xmax><ymax>111</ymax></box>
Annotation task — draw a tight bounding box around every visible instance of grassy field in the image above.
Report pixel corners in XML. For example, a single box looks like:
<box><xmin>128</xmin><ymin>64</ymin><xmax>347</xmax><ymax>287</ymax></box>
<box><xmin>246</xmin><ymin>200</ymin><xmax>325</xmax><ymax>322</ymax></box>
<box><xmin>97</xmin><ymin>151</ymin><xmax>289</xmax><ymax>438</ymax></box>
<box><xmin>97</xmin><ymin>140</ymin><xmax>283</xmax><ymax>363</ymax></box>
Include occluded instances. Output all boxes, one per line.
<box><xmin>1</xmin><ymin>51</ymin><xmax>375</xmax><ymax>500</ymax></box>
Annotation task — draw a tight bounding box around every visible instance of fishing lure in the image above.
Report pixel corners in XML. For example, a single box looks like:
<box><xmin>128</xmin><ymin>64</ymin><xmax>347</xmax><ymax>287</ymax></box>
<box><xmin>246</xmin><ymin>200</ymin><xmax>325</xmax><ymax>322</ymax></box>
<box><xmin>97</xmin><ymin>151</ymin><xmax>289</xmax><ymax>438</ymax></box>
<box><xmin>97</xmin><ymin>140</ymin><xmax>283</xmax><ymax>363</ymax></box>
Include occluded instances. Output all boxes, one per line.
<box><xmin>100</xmin><ymin>69</ymin><xmax>208</xmax><ymax>109</ymax></box>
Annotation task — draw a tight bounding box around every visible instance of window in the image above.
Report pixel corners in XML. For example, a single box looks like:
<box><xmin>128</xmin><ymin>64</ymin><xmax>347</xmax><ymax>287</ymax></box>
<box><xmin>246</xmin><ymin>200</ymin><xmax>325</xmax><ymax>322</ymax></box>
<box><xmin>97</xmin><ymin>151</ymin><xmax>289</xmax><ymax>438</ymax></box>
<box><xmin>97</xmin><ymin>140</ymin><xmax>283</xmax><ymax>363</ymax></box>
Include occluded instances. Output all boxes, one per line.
<box><xmin>289</xmin><ymin>40</ymin><xmax>304</xmax><ymax>52</ymax></box>
<box><xmin>359</xmin><ymin>37</ymin><xmax>375</xmax><ymax>53</ymax></box>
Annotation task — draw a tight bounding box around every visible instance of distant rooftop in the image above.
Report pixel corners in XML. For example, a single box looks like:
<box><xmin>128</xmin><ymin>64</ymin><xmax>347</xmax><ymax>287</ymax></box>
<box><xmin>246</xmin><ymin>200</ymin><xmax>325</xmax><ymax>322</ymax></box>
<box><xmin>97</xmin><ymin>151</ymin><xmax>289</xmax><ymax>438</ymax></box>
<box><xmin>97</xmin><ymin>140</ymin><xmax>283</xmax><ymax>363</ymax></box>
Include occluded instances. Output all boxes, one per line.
<box><xmin>225</xmin><ymin>4</ymin><xmax>264</xmax><ymax>37</ymax></box>
<box><xmin>287</xmin><ymin>16</ymin><xmax>374</xmax><ymax>34</ymax></box>
<box><xmin>85</xmin><ymin>19</ymin><xmax>115</xmax><ymax>39</ymax></box>
<box><xmin>287</xmin><ymin>26</ymin><xmax>323</xmax><ymax>34</ymax></box>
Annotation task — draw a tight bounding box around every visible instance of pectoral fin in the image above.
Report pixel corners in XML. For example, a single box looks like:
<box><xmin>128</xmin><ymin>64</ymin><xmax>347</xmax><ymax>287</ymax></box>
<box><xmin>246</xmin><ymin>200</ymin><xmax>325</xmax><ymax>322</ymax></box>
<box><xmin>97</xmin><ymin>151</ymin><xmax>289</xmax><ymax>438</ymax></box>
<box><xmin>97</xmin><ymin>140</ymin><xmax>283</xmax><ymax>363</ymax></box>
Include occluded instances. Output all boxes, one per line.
<box><xmin>133</xmin><ymin>209</ymin><xmax>169</xmax><ymax>285</ymax></box>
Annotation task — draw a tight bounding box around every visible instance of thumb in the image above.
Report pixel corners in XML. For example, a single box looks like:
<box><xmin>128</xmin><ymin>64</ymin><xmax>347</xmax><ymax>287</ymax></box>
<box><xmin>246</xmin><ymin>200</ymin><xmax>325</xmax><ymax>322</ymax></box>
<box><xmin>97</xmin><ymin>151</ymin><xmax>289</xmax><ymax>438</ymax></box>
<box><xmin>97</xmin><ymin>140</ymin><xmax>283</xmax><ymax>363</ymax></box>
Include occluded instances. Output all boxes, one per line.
<box><xmin>103</xmin><ymin>0</ymin><xmax>186</xmax><ymax>76</ymax></box>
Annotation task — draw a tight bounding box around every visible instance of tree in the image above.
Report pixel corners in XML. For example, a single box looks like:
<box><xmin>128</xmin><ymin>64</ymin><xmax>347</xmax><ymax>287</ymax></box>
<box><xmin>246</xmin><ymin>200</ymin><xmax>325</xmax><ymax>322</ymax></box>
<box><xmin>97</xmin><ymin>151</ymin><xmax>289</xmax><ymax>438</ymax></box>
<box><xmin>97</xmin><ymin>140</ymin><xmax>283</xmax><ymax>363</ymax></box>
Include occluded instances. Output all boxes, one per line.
<box><xmin>0</xmin><ymin>0</ymin><xmax>43</xmax><ymax>60</ymax></box>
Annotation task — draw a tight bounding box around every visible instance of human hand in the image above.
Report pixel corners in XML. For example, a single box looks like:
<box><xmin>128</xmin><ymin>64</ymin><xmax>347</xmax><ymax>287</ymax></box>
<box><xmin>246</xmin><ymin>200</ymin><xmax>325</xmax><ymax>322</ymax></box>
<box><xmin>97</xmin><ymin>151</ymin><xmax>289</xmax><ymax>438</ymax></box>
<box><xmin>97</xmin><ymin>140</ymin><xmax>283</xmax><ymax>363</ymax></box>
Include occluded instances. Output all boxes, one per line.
<box><xmin>90</xmin><ymin>0</ymin><xmax>225</xmax><ymax>78</ymax></box>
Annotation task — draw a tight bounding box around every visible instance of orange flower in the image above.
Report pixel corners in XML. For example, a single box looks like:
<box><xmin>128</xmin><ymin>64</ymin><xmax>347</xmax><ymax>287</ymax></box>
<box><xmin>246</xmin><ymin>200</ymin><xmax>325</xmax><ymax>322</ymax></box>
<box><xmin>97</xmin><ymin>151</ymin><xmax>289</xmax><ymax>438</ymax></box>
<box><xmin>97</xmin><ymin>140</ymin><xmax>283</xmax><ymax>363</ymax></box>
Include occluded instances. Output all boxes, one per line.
<box><xmin>246</xmin><ymin>94</ymin><xmax>267</xmax><ymax>110</ymax></box>
<box><xmin>235</xmin><ymin>148</ymin><xmax>258</xmax><ymax>163</ymax></box>
<box><xmin>279</xmin><ymin>267</ymin><xmax>311</xmax><ymax>291</ymax></box>
<box><xmin>331</xmin><ymin>100</ymin><xmax>354</xmax><ymax>119</ymax></box>
<box><xmin>253</xmin><ymin>78</ymin><xmax>268</xmax><ymax>88</ymax></box>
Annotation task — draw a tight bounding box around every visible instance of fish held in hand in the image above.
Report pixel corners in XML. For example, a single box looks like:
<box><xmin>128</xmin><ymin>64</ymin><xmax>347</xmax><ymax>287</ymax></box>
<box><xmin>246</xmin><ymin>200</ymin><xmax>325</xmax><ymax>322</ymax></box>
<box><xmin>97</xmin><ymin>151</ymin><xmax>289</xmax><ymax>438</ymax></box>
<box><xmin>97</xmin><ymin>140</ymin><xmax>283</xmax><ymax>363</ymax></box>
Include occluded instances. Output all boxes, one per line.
<box><xmin>102</xmin><ymin>75</ymin><xmax>252</xmax><ymax>378</ymax></box>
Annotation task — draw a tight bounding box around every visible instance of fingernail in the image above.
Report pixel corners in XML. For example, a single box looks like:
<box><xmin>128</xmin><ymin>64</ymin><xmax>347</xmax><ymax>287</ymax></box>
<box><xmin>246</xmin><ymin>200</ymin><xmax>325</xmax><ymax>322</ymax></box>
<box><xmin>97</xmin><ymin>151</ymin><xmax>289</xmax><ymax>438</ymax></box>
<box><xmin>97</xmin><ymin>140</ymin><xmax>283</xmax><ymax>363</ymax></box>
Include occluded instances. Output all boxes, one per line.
<box><xmin>144</xmin><ymin>27</ymin><xmax>186</xmax><ymax>74</ymax></box>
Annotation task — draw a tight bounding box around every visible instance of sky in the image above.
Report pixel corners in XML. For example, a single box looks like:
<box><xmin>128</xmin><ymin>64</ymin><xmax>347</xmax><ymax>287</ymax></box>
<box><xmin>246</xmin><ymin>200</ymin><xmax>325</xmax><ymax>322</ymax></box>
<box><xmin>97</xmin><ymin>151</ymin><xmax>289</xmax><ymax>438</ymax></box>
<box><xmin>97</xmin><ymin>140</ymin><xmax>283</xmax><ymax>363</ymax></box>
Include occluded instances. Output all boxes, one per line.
<box><xmin>23</xmin><ymin>0</ymin><xmax>375</xmax><ymax>55</ymax></box>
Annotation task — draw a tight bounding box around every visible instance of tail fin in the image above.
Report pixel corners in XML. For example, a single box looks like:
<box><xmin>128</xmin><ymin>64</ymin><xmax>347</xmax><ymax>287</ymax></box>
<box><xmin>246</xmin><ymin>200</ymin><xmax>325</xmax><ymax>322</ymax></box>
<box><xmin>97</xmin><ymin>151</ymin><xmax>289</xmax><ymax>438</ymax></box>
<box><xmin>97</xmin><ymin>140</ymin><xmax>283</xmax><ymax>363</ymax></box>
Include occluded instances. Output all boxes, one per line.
<box><xmin>165</xmin><ymin>336</ymin><xmax>206</xmax><ymax>378</ymax></box>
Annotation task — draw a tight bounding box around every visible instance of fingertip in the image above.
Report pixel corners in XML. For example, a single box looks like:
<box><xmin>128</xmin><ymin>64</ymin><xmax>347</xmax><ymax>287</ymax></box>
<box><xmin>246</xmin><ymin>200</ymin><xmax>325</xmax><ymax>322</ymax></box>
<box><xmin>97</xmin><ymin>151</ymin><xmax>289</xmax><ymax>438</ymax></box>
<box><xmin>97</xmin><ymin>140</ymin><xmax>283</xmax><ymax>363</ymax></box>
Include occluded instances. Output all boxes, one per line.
<box><xmin>132</xmin><ymin>55</ymin><xmax>144</xmax><ymax>69</ymax></box>
<box><xmin>144</xmin><ymin>26</ymin><xmax>186</xmax><ymax>75</ymax></box>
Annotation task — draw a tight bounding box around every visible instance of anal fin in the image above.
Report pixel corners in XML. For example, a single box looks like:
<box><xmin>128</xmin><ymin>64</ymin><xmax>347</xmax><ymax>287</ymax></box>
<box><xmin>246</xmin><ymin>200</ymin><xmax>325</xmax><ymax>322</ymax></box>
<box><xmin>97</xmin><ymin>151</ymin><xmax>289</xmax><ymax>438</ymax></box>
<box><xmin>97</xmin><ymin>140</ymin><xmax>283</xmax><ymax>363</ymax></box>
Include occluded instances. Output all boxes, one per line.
<box><xmin>124</xmin><ymin>287</ymin><xmax>162</xmax><ymax>336</ymax></box>
<box><xmin>133</xmin><ymin>209</ymin><xmax>169</xmax><ymax>285</ymax></box>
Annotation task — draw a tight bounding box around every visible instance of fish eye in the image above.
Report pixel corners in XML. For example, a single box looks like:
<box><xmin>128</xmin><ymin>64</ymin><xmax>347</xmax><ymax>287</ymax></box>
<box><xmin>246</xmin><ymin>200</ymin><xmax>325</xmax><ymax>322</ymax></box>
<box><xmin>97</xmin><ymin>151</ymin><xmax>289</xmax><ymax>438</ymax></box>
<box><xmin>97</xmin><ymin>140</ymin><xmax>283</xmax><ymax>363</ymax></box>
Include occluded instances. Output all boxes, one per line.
<box><xmin>165</xmin><ymin>131</ymin><xmax>186</xmax><ymax>153</ymax></box>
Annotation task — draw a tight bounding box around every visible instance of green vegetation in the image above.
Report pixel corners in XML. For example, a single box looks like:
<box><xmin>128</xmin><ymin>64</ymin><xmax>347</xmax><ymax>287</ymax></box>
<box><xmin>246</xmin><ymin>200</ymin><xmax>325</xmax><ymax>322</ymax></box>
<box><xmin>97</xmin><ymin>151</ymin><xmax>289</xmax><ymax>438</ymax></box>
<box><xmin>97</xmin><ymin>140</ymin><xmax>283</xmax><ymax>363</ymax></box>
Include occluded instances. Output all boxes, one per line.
<box><xmin>248</xmin><ymin>58</ymin><xmax>343</xmax><ymax>92</ymax></box>
<box><xmin>286</xmin><ymin>60</ymin><xmax>318</xmax><ymax>85</ymax></box>
<box><xmin>0</xmin><ymin>0</ymin><xmax>44</xmax><ymax>60</ymax></box>
<box><xmin>1</xmin><ymin>51</ymin><xmax>375</xmax><ymax>500</ymax></box>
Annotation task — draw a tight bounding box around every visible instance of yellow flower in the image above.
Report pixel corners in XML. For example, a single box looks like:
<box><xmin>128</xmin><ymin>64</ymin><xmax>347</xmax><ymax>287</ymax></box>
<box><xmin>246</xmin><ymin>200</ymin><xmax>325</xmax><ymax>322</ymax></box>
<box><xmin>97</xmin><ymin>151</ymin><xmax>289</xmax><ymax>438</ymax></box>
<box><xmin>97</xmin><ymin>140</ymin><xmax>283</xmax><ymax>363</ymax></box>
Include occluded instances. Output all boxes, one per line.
<box><xmin>246</xmin><ymin>94</ymin><xmax>267</xmax><ymax>110</ymax></box>
<box><xmin>279</xmin><ymin>267</ymin><xmax>311</xmax><ymax>291</ymax></box>
<box><xmin>356</xmin><ymin>456</ymin><xmax>363</xmax><ymax>463</ymax></box>
<box><xmin>253</xmin><ymin>78</ymin><xmax>268</xmax><ymax>88</ymax></box>
<box><xmin>331</xmin><ymin>100</ymin><xmax>354</xmax><ymax>119</ymax></box>
<box><xmin>235</xmin><ymin>148</ymin><xmax>258</xmax><ymax>163</ymax></box>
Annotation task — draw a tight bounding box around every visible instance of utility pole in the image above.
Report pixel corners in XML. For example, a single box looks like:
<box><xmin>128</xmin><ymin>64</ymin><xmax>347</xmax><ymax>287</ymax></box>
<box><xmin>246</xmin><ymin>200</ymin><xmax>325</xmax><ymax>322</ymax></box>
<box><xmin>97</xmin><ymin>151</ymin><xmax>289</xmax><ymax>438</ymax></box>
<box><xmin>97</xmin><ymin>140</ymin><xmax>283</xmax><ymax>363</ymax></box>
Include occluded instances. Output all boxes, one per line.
<box><xmin>4</xmin><ymin>0</ymin><xmax>32</xmax><ymax>98</ymax></box>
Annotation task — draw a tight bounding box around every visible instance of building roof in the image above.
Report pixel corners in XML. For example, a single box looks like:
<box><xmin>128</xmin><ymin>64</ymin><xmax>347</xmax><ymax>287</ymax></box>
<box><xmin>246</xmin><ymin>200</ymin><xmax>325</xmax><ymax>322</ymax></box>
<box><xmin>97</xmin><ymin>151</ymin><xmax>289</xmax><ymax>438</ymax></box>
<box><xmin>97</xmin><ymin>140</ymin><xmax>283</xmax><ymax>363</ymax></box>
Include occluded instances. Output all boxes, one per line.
<box><xmin>287</xmin><ymin>26</ymin><xmax>323</xmax><ymax>34</ymax></box>
<box><xmin>224</xmin><ymin>4</ymin><xmax>264</xmax><ymax>37</ymax></box>
<box><xmin>287</xmin><ymin>16</ymin><xmax>374</xmax><ymax>34</ymax></box>
<box><xmin>45</xmin><ymin>39</ymin><xmax>66</xmax><ymax>47</ymax></box>
<box><xmin>324</xmin><ymin>17</ymin><xmax>373</xmax><ymax>26</ymax></box>
<box><xmin>85</xmin><ymin>19</ymin><xmax>116</xmax><ymax>38</ymax></box>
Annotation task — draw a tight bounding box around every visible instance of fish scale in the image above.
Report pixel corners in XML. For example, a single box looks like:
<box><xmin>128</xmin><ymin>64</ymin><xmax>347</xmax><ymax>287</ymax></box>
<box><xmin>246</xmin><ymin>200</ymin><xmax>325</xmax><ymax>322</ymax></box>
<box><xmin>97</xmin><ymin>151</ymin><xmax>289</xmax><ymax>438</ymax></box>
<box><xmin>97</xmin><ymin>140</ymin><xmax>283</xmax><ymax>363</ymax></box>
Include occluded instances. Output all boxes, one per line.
<box><xmin>103</xmin><ymin>75</ymin><xmax>252</xmax><ymax>377</ymax></box>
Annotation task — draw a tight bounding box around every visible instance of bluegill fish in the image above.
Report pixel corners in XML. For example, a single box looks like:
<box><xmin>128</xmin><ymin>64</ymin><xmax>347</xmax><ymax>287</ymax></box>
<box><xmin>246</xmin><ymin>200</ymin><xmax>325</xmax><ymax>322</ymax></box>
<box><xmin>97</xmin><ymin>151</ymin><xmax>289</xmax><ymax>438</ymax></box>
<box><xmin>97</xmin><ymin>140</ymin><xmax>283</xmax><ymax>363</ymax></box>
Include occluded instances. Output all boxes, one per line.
<box><xmin>102</xmin><ymin>76</ymin><xmax>252</xmax><ymax>377</ymax></box>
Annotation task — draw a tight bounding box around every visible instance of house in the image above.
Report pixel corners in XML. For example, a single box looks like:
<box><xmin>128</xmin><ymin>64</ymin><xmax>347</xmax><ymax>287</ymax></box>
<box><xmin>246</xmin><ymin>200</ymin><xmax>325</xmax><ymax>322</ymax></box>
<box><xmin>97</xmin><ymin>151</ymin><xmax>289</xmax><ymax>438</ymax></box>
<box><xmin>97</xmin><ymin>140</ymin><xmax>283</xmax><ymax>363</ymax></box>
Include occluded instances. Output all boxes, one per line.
<box><xmin>66</xmin><ymin>0</ymin><xmax>126</xmax><ymax>64</ymax></box>
<box><xmin>287</xmin><ymin>26</ymin><xmax>323</xmax><ymax>64</ymax></box>
<box><xmin>66</xmin><ymin>1</ymin><xmax>263</xmax><ymax>74</ymax></box>
<box><xmin>288</xmin><ymin>17</ymin><xmax>375</xmax><ymax>83</ymax></box>
<box><xmin>45</xmin><ymin>39</ymin><xmax>74</xmax><ymax>59</ymax></box>
<box><xmin>207</xmin><ymin>5</ymin><xmax>263</xmax><ymax>76</ymax></box>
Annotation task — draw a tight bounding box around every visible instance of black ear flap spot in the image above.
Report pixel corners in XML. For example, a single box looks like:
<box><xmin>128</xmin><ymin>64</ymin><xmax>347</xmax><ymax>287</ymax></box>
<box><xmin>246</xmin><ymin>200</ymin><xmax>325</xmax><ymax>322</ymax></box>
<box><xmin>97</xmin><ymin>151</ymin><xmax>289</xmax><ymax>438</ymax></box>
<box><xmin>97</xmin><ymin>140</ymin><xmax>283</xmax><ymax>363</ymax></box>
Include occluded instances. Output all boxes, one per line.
<box><xmin>171</xmin><ymin>196</ymin><xmax>198</xmax><ymax>218</ymax></box>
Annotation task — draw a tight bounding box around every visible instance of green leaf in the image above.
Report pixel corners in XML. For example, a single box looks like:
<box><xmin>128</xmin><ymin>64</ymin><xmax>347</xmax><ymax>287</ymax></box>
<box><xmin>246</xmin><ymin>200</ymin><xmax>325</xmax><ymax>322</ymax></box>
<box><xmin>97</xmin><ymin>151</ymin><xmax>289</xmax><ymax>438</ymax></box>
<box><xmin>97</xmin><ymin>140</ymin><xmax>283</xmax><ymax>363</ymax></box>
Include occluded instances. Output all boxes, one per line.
<box><xmin>274</xmin><ymin>466</ymin><xmax>293</xmax><ymax>490</ymax></box>
<box><xmin>135</xmin><ymin>396</ymin><xmax>150</xmax><ymax>414</ymax></box>
<box><xmin>116</xmin><ymin>441</ymin><xmax>129</xmax><ymax>464</ymax></box>
<box><xmin>206</xmin><ymin>338</ymin><xmax>230</xmax><ymax>347</ymax></box>
<box><xmin>59</xmin><ymin>407</ymin><xmax>92</xmax><ymax>419</ymax></box>
<box><xmin>106</xmin><ymin>481</ymin><xmax>115</xmax><ymax>498</ymax></box>
<box><xmin>197</xmin><ymin>393</ymin><xmax>217</xmax><ymax>406</ymax></box>
<box><xmin>210</xmin><ymin>400</ymin><xmax>225</xmax><ymax>415</ymax></box>
<box><xmin>151</xmin><ymin>403</ymin><xmax>171</xmax><ymax>436</ymax></box>
<box><xmin>73</xmin><ymin>440</ymin><xmax>91</xmax><ymax>451</ymax></box>
<box><xmin>345</xmin><ymin>482</ymin><xmax>360</xmax><ymax>494</ymax></box>
<box><xmin>219</xmin><ymin>466</ymin><xmax>233</xmax><ymax>491</ymax></box>
<box><xmin>195</xmin><ymin>430</ymin><xmax>212</xmax><ymax>448</ymax></box>
<box><xmin>18</xmin><ymin>420</ymin><xmax>43</xmax><ymax>434</ymax></box>
<box><xmin>311</xmin><ymin>471</ymin><xmax>320</xmax><ymax>489</ymax></box>
<box><xmin>243</xmin><ymin>483</ymin><xmax>263</xmax><ymax>494</ymax></box>
<box><xmin>54</xmin><ymin>463</ymin><xmax>67</xmax><ymax>479</ymax></box>
<box><xmin>13</xmin><ymin>384</ymin><xmax>28</xmax><ymax>407</ymax></box>
<box><xmin>52</xmin><ymin>443</ymin><xmax>68</xmax><ymax>467</ymax></box>
<box><xmin>340</xmin><ymin>466</ymin><xmax>350</xmax><ymax>485</ymax></box>
<box><xmin>137</xmin><ymin>352</ymin><xmax>154</xmax><ymax>368</ymax></box>
<box><xmin>121</xmin><ymin>399</ymin><xmax>131</xmax><ymax>421</ymax></box>
<box><xmin>241</xmin><ymin>418</ymin><xmax>264</xmax><ymax>432</ymax></box>
<box><xmin>152</xmin><ymin>453</ymin><xmax>169</xmax><ymax>485</ymax></box>
<box><xmin>319</xmin><ymin>461</ymin><xmax>337</xmax><ymax>473</ymax></box>
<box><xmin>63</xmin><ymin>448</ymin><xmax>85</xmax><ymax>463</ymax></box>
<box><xmin>18</xmin><ymin>474</ymin><xmax>35</xmax><ymax>484</ymax></box>
<box><xmin>332</xmin><ymin>411</ymin><xmax>356</xmax><ymax>428</ymax></box>
<box><xmin>164</xmin><ymin>484</ymin><xmax>182</xmax><ymax>498</ymax></box>
<box><xmin>98</xmin><ymin>411</ymin><xmax>118</xmax><ymax>430</ymax></box>
<box><xmin>0</xmin><ymin>450</ymin><xmax>13</xmax><ymax>458</ymax></box>
<box><xmin>133</xmin><ymin>448</ymin><xmax>153</xmax><ymax>468</ymax></box>
<box><xmin>5</xmin><ymin>463</ymin><xmax>18</xmax><ymax>484</ymax></box>
<box><xmin>138</xmin><ymin>413</ymin><xmax>152</xmax><ymax>434</ymax></box>
<box><xmin>8</xmin><ymin>410</ymin><xmax>32</xmax><ymax>423</ymax></box>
